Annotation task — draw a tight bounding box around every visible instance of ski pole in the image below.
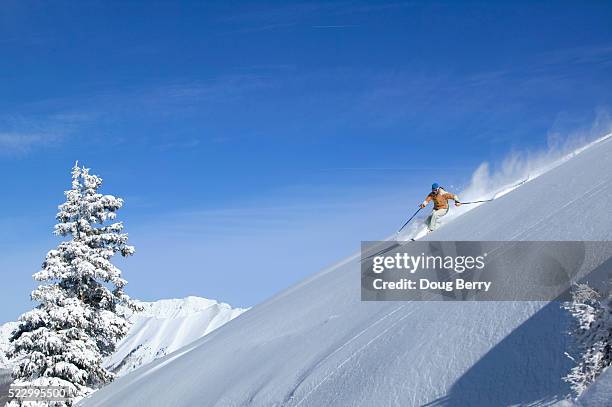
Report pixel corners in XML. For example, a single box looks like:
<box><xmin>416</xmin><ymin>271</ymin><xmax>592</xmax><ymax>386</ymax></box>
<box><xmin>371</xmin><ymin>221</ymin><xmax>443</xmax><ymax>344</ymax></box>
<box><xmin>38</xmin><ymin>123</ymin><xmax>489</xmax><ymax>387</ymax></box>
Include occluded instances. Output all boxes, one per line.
<box><xmin>459</xmin><ymin>199</ymin><xmax>494</xmax><ymax>205</ymax></box>
<box><xmin>397</xmin><ymin>207</ymin><xmax>422</xmax><ymax>233</ymax></box>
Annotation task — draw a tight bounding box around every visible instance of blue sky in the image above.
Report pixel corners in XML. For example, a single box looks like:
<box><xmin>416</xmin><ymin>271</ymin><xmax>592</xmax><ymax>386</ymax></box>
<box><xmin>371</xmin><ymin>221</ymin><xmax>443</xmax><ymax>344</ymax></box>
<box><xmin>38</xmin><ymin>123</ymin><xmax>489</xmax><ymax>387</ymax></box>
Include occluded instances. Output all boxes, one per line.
<box><xmin>1</xmin><ymin>1</ymin><xmax>612</xmax><ymax>322</ymax></box>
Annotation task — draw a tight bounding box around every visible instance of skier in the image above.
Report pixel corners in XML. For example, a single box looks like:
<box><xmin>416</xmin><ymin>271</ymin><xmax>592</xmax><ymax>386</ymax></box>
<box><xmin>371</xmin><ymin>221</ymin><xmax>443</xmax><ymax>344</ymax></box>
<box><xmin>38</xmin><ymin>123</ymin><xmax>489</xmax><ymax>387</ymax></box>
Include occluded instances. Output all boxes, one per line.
<box><xmin>420</xmin><ymin>183</ymin><xmax>461</xmax><ymax>232</ymax></box>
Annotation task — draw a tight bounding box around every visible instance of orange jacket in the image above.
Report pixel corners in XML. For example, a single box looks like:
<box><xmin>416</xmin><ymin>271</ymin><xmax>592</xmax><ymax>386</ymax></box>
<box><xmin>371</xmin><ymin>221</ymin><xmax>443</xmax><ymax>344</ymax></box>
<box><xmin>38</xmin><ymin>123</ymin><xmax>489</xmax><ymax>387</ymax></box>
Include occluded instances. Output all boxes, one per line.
<box><xmin>423</xmin><ymin>188</ymin><xmax>460</xmax><ymax>210</ymax></box>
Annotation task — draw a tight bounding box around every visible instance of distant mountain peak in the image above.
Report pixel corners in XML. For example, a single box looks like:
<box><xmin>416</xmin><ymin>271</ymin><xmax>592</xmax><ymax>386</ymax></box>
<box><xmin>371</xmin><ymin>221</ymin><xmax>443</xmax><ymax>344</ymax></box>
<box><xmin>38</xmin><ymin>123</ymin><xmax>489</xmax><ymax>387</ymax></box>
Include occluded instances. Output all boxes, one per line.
<box><xmin>0</xmin><ymin>296</ymin><xmax>248</xmax><ymax>376</ymax></box>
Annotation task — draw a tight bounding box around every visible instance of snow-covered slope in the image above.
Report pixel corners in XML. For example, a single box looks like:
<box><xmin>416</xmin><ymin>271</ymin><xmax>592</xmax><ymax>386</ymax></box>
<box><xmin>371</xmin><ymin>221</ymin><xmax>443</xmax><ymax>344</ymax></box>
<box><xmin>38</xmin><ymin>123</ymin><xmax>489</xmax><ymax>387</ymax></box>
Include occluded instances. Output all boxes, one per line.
<box><xmin>82</xmin><ymin>136</ymin><xmax>612</xmax><ymax>407</ymax></box>
<box><xmin>0</xmin><ymin>297</ymin><xmax>246</xmax><ymax>377</ymax></box>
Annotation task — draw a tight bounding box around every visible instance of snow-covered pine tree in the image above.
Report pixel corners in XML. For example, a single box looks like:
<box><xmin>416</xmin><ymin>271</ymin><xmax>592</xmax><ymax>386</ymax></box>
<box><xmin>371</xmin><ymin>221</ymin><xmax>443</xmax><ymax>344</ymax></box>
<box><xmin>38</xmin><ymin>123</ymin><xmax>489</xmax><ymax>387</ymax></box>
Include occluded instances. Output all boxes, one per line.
<box><xmin>7</xmin><ymin>163</ymin><xmax>140</xmax><ymax>407</ymax></box>
<box><xmin>563</xmin><ymin>283</ymin><xmax>612</xmax><ymax>397</ymax></box>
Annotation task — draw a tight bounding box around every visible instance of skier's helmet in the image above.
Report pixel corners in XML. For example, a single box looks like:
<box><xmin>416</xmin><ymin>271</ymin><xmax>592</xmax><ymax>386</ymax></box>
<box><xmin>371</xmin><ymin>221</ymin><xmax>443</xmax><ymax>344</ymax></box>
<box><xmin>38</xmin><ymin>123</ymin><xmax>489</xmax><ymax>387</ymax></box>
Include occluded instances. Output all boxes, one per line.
<box><xmin>432</xmin><ymin>182</ymin><xmax>439</xmax><ymax>191</ymax></box>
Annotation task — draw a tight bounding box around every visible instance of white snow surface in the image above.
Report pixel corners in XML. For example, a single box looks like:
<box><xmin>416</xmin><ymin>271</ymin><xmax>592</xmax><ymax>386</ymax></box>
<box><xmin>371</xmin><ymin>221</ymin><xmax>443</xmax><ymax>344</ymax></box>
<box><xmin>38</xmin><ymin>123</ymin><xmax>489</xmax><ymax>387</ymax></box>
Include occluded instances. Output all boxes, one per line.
<box><xmin>0</xmin><ymin>322</ymin><xmax>17</xmax><ymax>369</ymax></box>
<box><xmin>0</xmin><ymin>297</ymin><xmax>246</xmax><ymax>377</ymax></box>
<box><xmin>82</xmin><ymin>135</ymin><xmax>612</xmax><ymax>407</ymax></box>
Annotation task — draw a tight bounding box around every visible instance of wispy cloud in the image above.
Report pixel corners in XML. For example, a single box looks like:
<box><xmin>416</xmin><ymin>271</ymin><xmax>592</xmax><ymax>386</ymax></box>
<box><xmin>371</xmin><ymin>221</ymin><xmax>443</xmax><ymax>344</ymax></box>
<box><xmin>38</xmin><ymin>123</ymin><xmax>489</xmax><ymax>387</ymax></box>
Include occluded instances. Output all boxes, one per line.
<box><xmin>0</xmin><ymin>111</ymin><xmax>94</xmax><ymax>156</ymax></box>
<box><xmin>0</xmin><ymin>73</ymin><xmax>275</xmax><ymax>156</ymax></box>
<box><xmin>151</xmin><ymin>75</ymin><xmax>272</xmax><ymax>105</ymax></box>
<box><xmin>538</xmin><ymin>45</ymin><xmax>612</xmax><ymax>68</ymax></box>
<box><xmin>0</xmin><ymin>132</ymin><xmax>60</xmax><ymax>153</ymax></box>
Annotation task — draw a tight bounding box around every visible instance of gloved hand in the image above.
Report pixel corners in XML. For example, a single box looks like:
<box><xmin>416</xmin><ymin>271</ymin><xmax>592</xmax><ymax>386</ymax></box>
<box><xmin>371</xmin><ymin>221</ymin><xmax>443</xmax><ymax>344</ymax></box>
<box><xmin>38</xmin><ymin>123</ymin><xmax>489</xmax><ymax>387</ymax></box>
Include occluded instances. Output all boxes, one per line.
<box><xmin>419</xmin><ymin>204</ymin><xmax>426</xmax><ymax>209</ymax></box>
<box><xmin>455</xmin><ymin>202</ymin><xmax>462</xmax><ymax>207</ymax></box>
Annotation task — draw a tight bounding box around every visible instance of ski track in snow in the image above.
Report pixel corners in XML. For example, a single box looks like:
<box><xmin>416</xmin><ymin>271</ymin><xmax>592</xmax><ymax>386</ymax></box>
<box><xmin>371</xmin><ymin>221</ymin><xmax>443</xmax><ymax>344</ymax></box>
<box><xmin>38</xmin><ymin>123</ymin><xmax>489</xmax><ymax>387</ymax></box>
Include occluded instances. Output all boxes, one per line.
<box><xmin>506</xmin><ymin>177</ymin><xmax>611</xmax><ymax>242</ymax></box>
<box><xmin>291</xmin><ymin>305</ymin><xmax>417</xmax><ymax>407</ymax></box>
<box><xmin>285</xmin><ymin>304</ymin><xmax>409</xmax><ymax>404</ymax></box>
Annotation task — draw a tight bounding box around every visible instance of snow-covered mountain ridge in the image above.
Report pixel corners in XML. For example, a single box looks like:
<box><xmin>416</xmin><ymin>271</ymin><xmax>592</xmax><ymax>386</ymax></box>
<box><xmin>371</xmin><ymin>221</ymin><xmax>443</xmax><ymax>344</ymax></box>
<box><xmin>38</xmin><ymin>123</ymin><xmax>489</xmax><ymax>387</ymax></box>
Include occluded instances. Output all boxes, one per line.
<box><xmin>105</xmin><ymin>296</ymin><xmax>247</xmax><ymax>376</ymax></box>
<box><xmin>0</xmin><ymin>296</ymin><xmax>247</xmax><ymax>376</ymax></box>
<box><xmin>82</xmin><ymin>134</ymin><xmax>612</xmax><ymax>407</ymax></box>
